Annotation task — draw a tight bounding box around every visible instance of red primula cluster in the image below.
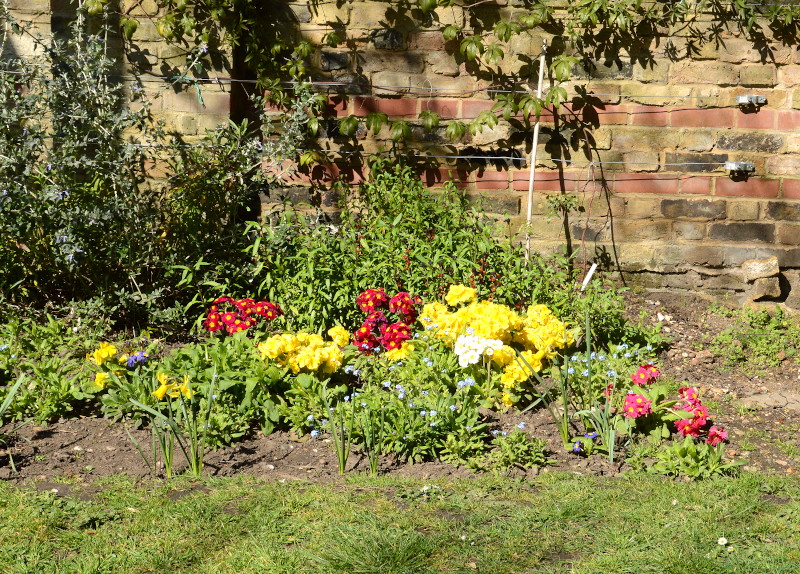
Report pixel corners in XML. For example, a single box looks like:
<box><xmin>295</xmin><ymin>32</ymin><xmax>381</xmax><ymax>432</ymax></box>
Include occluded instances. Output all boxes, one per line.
<box><xmin>631</xmin><ymin>363</ymin><xmax>660</xmax><ymax>386</ymax></box>
<box><xmin>356</xmin><ymin>288</ymin><xmax>389</xmax><ymax>313</ymax></box>
<box><xmin>203</xmin><ymin>296</ymin><xmax>283</xmax><ymax>336</ymax></box>
<box><xmin>675</xmin><ymin>386</ymin><xmax>728</xmax><ymax>446</ymax></box>
<box><xmin>351</xmin><ymin>289</ymin><xmax>420</xmax><ymax>354</ymax></box>
<box><xmin>389</xmin><ymin>291</ymin><xmax>421</xmax><ymax>323</ymax></box>
<box><xmin>623</xmin><ymin>393</ymin><xmax>653</xmax><ymax>418</ymax></box>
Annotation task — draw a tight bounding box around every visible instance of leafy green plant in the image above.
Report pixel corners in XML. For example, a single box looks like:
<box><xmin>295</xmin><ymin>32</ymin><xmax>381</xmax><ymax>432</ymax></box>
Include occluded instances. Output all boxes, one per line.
<box><xmin>311</xmin><ymin>523</ymin><xmax>436</xmax><ymax>574</ymax></box>
<box><xmin>320</xmin><ymin>386</ymin><xmax>356</xmax><ymax>475</ymax></box>
<box><xmin>470</xmin><ymin>429</ymin><xmax>549</xmax><ymax>473</ymax></box>
<box><xmin>710</xmin><ymin>307</ymin><xmax>800</xmax><ymax>374</ymax></box>
<box><xmin>0</xmin><ymin>375</ymin><xmax>27</xmax><ymax>472</ymax></box>
<box><xmin>131</xmin><ymin>371</ymin><xmax>216</xmax><ymax>477</ymax></box>
<box><xmin>0</xmin><ymin>9</ymin><xmax>160</xmax><ymax>310</ymax></box>
<box><xmin>649</xmin><ymin>437</ymin><xmax>741</xmax><ymax>480</ymax></box>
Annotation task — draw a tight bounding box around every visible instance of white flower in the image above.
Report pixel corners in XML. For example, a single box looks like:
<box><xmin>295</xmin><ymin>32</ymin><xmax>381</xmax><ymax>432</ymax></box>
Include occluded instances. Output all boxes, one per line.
<box><xmin>717</xmin><ymin>537</ymin><xmax>728</xmax><ymax>546</ymax></box>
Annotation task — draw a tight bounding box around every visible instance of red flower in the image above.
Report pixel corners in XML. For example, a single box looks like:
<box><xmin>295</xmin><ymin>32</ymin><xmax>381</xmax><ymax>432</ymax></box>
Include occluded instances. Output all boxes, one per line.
<box><xmin>389</xmin><ymin>292</ymin><xmax>421</xmax><ymax>323</ymax></box>
<box><xmin>356</xmin><ymin>288</ymin><xmax>389</xmax><ymax>313</ymax></box>
<box><xmin>631</xmin><ymin>364</ymin><xmax>660</xmax><ymax>386</ymax></box>
<box><xmin>678</xmin><ymin>386</ymin><xmax>701</xmax><ymax>406</ymax></box>
<box><xmin>623</xmin><ymin>393</ymin><xmax>652</xmax><ymax>418</ymax></box>
<box><xmin>204</xmin><ymin>312</ymin><xmax>223</xmax><ymax>332</ymax></box>
<box><xmin>676</xmin><ymin>417</ymin><xmax>705</xmax><ymax>438</ymax></box>
<box><xmin>706</xmin><ymin>425</ymin><xmax>728</xmax><ymax>446</ymax></box>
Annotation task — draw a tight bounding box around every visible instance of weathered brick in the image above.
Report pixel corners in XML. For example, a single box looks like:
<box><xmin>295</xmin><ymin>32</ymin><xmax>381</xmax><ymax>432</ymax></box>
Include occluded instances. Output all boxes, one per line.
<box><xmin>620</xmin><ymin>84</ymin><xmax>692</xmax><ymax>106</ymax></box>
<box><xmin>358</xmin><ymin>51</ymin><xmax>424</xmax><ymax>73</ymax></box>
<box><xmin>425</xmin><ymin>52</ymin><xmax>460</xmax><ymax>76</ymax></box>
<box><xmin>709</xmin><ymin>222</ymin><xmax>775</xmax><ymax>242</ymax></box>
<box><xmin>765</xmin><ymin>201</ymin><xmax>800</xmax><ymax>220</ymax></box>
<box><xmin>630</xmin><ymin>105</ymin><xmax>669</xmax><ymax>126</ymax></box>
<box><xmin>623</xmin><ymin>151</ymin><xmax>660</xmax><ymax>172</ymax></box>
<box><xmin>718</xmin><ymin>38</ymin><xmax>767</xmax><ymax>64</ymax></box>
<box><xmin>665</xmin><ymin>152</ymin><xmax>728</xmax><ymax>173</ymax></box>
<box><xmin>673</xmin><ymin>221</ymin><xmax>707</xmax><ymax>240</ymax></box>
<box><xmin>780</xmin><ymin>65</ymin><xmax>800</xmax><ymax>87</ymax></box>
<box><xmin>768</xmin><ymin>156</ymin><xmax>800</xmax><ymax>176</ymax></box>
<box><xmin>716</xmin><ymin>133</ymin><xmax>783</xmax><ymax>153</ymax></box>
<box><xmin>469</xmin><ymin>192</ymin><xmax>520</xmax><ymax>214</ymax></box>
<box><xmin>353</xmin><ymin>96</ymin><xmax>417</xmax><ymax>117</ymax></box>
<box><xmin>777</xmin><ymin>110</ymin><xmax>800</xmax><ymax>131</ymax></box>
<box><xmin>633</xmin><ymin>60</ymin><xmax>669</xmax><ymax>83</ymax></box>
<box><xmin>716</xmin><ymin>177</ymin><xmax>780</xmax><ymax>198</ymax></box>
<box><xmin>421</xmin><ymin>98</ymin><xmax>459</xmax><ymax>119</ymax></box>
<box><xmin>574</xmin><ymin>59</ymin><xmax>633</xmax><ymax>80</ymax></box>
<box><xmin>736</xmin><ymin>109</ymin><xmax>777</xmax><ymax>130</ymax></box>
<box><xmin>614</xmin><ymin>220</ymin><xmax>673</xmax><ymax>241</ymax></box>
<box><xmin>584</xmin><ymin>82</ymin><xmax>621</xmax><ymax>104</ymax></box>
<box><xmin>511</xmin><ymin>171</ymin><xmax>580</xmax><ymax>192</ymax></box>
<box><xmin>727</xmin><ymin>201</ymin><xmax>760</xmax><ymax>221</ymax></box>
<box><xmin>571</xmin><ymin>223</ymin><xmax>607</xmax><ymax>243</ymax></box>
<box><xmin>310</xmin><ymin>1</ymin><xmax>350</xmax><ymax>25</ymax></box>
<box><xmin>612</xmin><ymin>126</ymin><xmax>679</xmax><ymax>150</ymax></box>
<box><xmin>740</xmin><ymin>64</ymin><xmax>777</xmax><ymax>87</ymax></box>
<box><xmin>371</xmin><ymin>29</ymin><xmax>405</xmax><ymax>51</ymax></box>
<box><xmin>614</xmin><ymin>173</ymin><xmax>680</xmax><ymax>194</ymax></box>
<box><xmin>678</xmin><ymin>129</ymin><xmax>716</xmax><ymax>153</ymax></box>
<box><xmin>680</xmin><ymin>176</ymin><xmax>712</xmax><ymax>195</ymax></box>
<box><xmin>408</xmin><ymin>32</ymin><xmax>447</xmax><ymax>51</ymax></box>
<box><xmin>783</xmin><ymin>179</ymin><xmax>800</xmax><ymax>199</ymax></box>
<box><xmin>474</xmin><ymin>169</ymin><xmax>510</xmax><ymax>190</ymax></box>
<box><xmin>319</xmin><ymin>50</ymin><xmax>351</xmax><ymax>71</ymax></box>
<box><xmin>777</xmin><ymin>224</ymin><xmax>800</xmax><ymax>245</ymax></box>
<box><xmin>662</xmin><ymin>198</ymin><xmax>726</xmax><ymax>219</ymax></box>
<box><xmin>670</xmin><ymin>61</ymin><xmax>739</xmax><ymax>85</ymax></box>
<box><xmin>369</xmin><ymin>72</ymin><xmax>412</xmax><ymax>95</ymax></box>
<box><xmin>670</xmin><ymin>108</ymin><xmax>736</xmax><ymax>128</ymax></box>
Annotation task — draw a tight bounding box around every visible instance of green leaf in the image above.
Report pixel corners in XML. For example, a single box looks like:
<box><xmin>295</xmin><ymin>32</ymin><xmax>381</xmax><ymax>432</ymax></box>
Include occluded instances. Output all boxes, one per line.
<box><xmin>442</xmin><ymin>24</ymin><xmax>461</xmax><ymax>41</ymax></box>
<box><xmin>445</xmin><ymin>121</ymin><xmax>466</xmax><ymax>141</ymax></box>
<box><xmin>121</xmin><ymin>16</ymin><xmax>138</xmax><ymax>40</ymax></box>
<box><xmin>418</xmin><ymin>0</ymin><xmax>438</xmax><ymax>13</ymax></box>
<box><xmin>390</xmin><ymin>120</ymin><xmax>411</xmax><ymax>142</ymax></box>
<box><xmin>365</xmin><ymin>112</ymin><xmax>388</xmax><ymax>134</ymax></box>
<box><xmin>338</xmin><ymin>115</ymin><xmax>360</xmax><ymax>137</ymax></box>
<box><xmin>419</xmin><ymin>110</ymin><xmax>440</xmax><ymax>131</ymax></box>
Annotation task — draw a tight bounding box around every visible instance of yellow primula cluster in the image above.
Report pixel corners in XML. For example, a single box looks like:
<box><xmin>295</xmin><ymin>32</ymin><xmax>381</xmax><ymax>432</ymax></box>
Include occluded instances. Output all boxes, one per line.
<box><xmin>257</xmin><ymin>329</ymin><xmax>347</xmax><ymax>374</ymax></box>
<box><xmin>421</xmin><ymin>285</ymin><xmax>575</xmax><ymax>404</ymax></box>
<box><xmin>153</xmin><ymin>373</ymin><xmax>193</xmax><ymax>401</ymax></box>
<box><xmin>86</xmin><ymin>342</ymin><xmax>117</xmax><ymax>365</ymax></box>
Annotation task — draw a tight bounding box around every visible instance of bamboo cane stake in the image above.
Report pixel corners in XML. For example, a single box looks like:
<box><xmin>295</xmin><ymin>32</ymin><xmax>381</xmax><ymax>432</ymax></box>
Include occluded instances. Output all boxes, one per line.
<box><xmin>524</xmin><ymin>40</ymin><xmax>548</xmax><ymax>261</ymax></box>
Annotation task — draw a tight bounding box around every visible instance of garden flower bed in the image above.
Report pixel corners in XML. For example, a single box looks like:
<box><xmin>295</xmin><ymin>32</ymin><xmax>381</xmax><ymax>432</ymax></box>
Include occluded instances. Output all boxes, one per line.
<box><xmin>3</xmin><ymin>290</ymin><xmax>799</xmax><ymax>485</ymax></box>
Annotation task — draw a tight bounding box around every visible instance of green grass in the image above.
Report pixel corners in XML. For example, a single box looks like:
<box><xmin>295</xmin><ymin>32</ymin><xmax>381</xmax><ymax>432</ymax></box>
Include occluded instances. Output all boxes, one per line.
<box><xmin>1</xmin><ymin>472</ymin><xmax>799</xmax><ymax>573</ymax></box>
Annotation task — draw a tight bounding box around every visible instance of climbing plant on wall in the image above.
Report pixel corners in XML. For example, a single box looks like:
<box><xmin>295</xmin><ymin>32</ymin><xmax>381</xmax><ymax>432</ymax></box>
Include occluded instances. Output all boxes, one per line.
<box><xmin>106</xmin><ymin>0</ymin><xmax>800</xmax><ymax>146</ymax></box>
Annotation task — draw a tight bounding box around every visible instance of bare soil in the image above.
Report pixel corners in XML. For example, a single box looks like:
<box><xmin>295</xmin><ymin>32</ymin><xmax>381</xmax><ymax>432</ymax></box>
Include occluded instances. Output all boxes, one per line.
<box><xmin>3</xmin><ymin>290</ymin><xmax>800</xmax><ymax>488</ymax></box>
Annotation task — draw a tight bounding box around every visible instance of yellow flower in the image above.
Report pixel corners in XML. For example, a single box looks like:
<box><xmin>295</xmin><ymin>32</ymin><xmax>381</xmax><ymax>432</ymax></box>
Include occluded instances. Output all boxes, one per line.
<box><xmin>328</xmin><ymin>325</ymin><xmax>351</xmax><ymax>347</ymax></box>
<box><xmin>90</xmin><ymin>372</ymin><xmax>109</xmax><ymax>391</ymax></box>
<box><xmin>87</xmin><ymin>342</ymin><xmax>117</xmax><ymax>366</ymax></box>
<box><xmin>445</xmin><ymin>284</ymin><xmax>477</xmax><ymax>307</ymax></box>
<box><xmin>385</xmin><ymin>341</ymin><xmax>414</xmax><ymax>362</ymax></box>
<box><xmin>153</xmin><ymin>382</ymin><xmax>172</xmax><ymax>401</ymax></box>
<box><xmin>501</xmin><ymin>392</ymin><xmax>515</xmax><ymax>407</ymax></box>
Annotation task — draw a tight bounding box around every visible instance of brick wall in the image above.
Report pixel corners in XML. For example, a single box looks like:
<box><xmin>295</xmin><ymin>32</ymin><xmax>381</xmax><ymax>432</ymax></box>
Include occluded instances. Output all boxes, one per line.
<box><xmin>281</xmin><ymin>1</ymin><xmax>800</xmax><ymax>307</ymax></box>
<box><xmin>6</xmin><ymin>1</ymin><xmax>800</xmax><ymax>306</ymax></box>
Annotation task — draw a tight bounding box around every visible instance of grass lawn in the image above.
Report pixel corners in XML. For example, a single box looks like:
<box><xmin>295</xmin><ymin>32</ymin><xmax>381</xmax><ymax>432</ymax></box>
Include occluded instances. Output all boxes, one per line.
<box><xmin>2</xmin><ymin>471</ymin><xmax>798</xmax><ymax>573</ymax></box>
